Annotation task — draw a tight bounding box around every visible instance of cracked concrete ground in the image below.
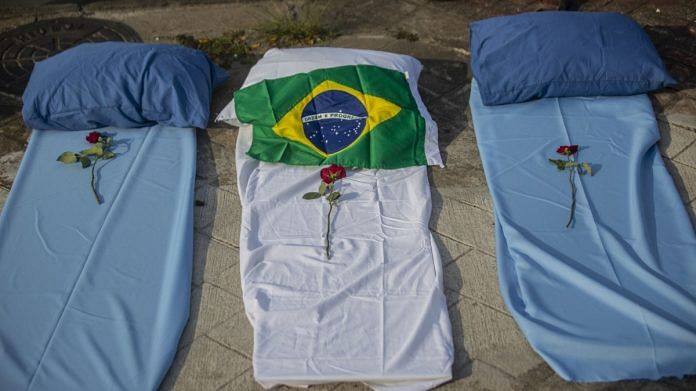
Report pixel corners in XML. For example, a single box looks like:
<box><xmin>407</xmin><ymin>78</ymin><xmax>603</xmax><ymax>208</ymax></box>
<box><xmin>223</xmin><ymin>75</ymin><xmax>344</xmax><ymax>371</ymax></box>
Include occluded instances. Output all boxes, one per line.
<box><xmin>1</xmin><ymin>0</ymin><xmax>695</xmax><ymax>390</ymax></box>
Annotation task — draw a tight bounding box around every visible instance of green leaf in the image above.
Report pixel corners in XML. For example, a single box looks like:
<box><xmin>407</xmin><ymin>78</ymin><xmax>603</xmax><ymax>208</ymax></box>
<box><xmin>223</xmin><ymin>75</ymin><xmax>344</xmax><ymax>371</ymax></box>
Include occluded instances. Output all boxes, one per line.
<box><xmin>583</xmin><ymin>162</ymin><xmax>592</xmax><ymax>176</ymax></box>
<box><xmin>318</xmin><ymin>181</ymin><xmax>327</xmax><ymax>195</ymax></box>
<box><xmin>327</xmin><ymin>192</ymin><xmax>341</xmax><ymax>202</ymax></box>
<box><xmin>102</xmin><ymin>151</ymin><xmax>116</xmax><ymax>159</ymax></box>
<box><xmin>57</xmin><ymin>151</ymin><xmax>78</xmax><ymax>164</ymax></box>
<box><xmin>80</xmin><ymin>156</ymin><xmax>91</xmax><ymax>168</ymax></box>
<box><xmin>549</xmin><ymin>159</ymin><xmax>565</xmax><ymax>170</ymax></box>
<box><xmin>303</xmin><ymin>192</ymin><xmax>322</xmax><ymax>200</ymax></box>
<box><xmin>80</xmin><ymin>144</ymin><xmax>103</xmax><ymax>157</ymax></box>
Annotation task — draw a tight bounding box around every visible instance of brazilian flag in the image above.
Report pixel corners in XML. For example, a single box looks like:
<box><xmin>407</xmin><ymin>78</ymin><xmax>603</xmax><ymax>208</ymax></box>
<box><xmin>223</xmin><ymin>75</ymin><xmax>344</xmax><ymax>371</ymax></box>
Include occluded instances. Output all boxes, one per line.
<box><xmin>234</xmin><ymin>65</ymin><xmax>428</xmax><ymax>169</ymax></box>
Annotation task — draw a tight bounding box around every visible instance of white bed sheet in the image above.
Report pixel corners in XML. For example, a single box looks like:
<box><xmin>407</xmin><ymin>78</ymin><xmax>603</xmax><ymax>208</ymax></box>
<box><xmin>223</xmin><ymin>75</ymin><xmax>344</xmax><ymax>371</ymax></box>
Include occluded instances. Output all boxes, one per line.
<box><xmin>235</xmin><ymin>126</ymin><xmax>453</xmax><ymax>390</ymax></box>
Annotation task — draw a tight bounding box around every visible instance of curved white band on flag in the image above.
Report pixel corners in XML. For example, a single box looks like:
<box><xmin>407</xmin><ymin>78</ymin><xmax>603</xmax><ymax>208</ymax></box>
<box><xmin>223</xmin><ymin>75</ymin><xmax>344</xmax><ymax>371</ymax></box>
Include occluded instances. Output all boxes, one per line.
<box><xmin>301</xmin><ymin>113</ymin><xmax>367</xmax><ymax>123</ymax></box>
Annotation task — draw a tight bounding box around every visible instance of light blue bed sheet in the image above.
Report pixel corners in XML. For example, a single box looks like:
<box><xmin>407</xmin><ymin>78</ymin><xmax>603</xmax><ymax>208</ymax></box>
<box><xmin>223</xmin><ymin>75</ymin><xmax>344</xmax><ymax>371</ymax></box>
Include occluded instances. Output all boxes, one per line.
<box><xmin>469</xmin><ymin>79</ymin><xmax>696</xmax><ymax>381</ymax></box>
<box><xmin>0</xmin><ymin>125</ymin><xmax>196</xmax><ymax>390</ymax></box>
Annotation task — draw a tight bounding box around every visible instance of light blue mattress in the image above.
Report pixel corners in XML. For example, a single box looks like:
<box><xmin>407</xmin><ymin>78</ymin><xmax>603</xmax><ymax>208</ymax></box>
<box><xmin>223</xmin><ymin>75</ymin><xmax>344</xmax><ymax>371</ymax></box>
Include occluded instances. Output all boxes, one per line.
<box><xmin>469</xmin><ymin>79</ymin><xmax>696</xmax><ymax>381</ymax></box>
<box><xmin>0</xmin><ymin>125</ymin><xmax>196</xmax><ymax>390</ymax></box>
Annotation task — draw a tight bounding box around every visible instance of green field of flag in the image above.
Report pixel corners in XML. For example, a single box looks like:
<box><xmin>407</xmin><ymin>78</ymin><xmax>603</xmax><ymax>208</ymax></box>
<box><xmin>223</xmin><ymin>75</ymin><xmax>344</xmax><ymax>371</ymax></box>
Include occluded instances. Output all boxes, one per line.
<box><xmin>234</xmin><ymin>65</ymin><xmax>428</xmax><ymax>169</ymax></box>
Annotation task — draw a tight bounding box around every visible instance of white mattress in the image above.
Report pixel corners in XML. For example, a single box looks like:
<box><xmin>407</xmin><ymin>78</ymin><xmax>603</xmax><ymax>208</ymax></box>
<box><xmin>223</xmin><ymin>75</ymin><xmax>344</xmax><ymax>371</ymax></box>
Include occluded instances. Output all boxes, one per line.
<box><xmin>0</xmin><ymin>126</ymin><xmax>195</xmax><ymax>390</ymax></box>
<box><xmin>235</xmin><ymin>126</ymin><xmax>453</xmax><ymax>390</ymax></box>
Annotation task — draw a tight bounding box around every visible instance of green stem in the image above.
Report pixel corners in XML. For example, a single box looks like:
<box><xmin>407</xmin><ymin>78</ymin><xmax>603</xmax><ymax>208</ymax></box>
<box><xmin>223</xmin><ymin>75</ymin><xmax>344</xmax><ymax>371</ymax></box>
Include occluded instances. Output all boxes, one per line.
<box><xmin>326</xmin><ymin>201</ymin><xmax>333</xmax><ymax>259</ymax></box>
<box><xmin>324</xmin><ymin>182</ymin><xmax>334</xmax><ymax>258</ymax></box>
<box><xmin>91</xmin><ymin>156</ymin><xmax>101</xmax><ymax>204</ymax></box>
<box><xmin>566</xmin><ymin>154</ymin><xmax>576</xmax><ymax>228</ymax></box>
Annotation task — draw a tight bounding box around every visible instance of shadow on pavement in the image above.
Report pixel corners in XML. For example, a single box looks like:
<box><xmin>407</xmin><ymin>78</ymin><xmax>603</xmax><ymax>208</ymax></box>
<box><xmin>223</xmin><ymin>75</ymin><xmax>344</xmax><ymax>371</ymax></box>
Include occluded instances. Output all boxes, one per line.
<box><xmin>419</xmin><ymin>58</ymin><xmax>473</xmax><ymax>381</ymax></box>
<box><xmin>646</xmin><ymin>24</ymin><xmax>696</xmax><ymax>91</ymax></box>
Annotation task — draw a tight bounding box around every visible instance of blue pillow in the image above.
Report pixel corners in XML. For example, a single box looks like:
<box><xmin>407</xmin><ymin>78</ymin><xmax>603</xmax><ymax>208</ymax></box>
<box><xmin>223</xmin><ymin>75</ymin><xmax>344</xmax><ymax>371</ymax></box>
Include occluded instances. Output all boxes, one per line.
<box><xmin>22</xmin><ymin>42</ymin><xmax>228</xmax><ymax>130</ymax></box>
<box><xmin>469</xmin><ymin>12</ymin><xmax>676</xmax><ymax>105</ymax></box>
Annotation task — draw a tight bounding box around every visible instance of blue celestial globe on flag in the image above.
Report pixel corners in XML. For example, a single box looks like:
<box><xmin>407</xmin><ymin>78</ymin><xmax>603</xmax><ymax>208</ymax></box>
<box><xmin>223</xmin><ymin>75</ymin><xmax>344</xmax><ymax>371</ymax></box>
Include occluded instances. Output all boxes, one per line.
<box><xmin>301</xmin><ymin>90</ymin><xmax>368</xmax><ymax>154</ymax></box>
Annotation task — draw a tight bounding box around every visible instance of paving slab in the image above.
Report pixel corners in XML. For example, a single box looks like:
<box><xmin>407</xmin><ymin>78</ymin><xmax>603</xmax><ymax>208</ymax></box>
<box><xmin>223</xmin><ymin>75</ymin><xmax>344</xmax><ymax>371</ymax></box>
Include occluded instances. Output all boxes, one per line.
<box><xmin>0</xmin><ymin>5</ymin><xmax>81</xmax><ymax>32</ymax></box>
<box><xmin>0</xmin><ymin>113</ymin><xmax>28</xmax><ymax>189</ymax></box>
<box><xmin>658</xmin><ymin>376</ymin><xmax>696</xmax><ymax>390</ymax></box>
<box><xmin>191</xmin><ymin>232</ymin><xmax>238</xmax><ymax>287</ymax></box>
<box><xmin>194</xmin><ymin>184</ymin><xmax>242</xmax><ymax>247</ymax></box>
<box><xmin>195</xmin><ymin>128</ymin><xmax>238</xmax><ymax>193</ymax></box>
<box><xmin>665</xmin><ymin>158</ymin><xmax>696</xmax><ymax>203</ymax></box>
<box><xmin>449</xmin><ymin>297</ymin><xmax>544</xmax><ymax>379</ymax></box>
<box><xmin>651</xmin><ymin>91</ymin><xmax>682</xmax><ymax>114</ymax></box>
<box><xmin>629</xmin><ymin>1</ymin><xmax>695</xmax><ymax>27</ymax></box>
<box><xmin>658</xmin><ymin>120</ymin><xmax>696</xmax><ymax>159</ymax></box>
<box><xmin>177</xmin><ymin>282</ymin><xmax>244</xmax><ymax>348</ymax></box>
<box><xmin>446</xmin><ymin>249</ymin><xmax>507</xmax><ymax>312</ymax></box>
<box><xmin>218</xmin><ymin>369</ymin><xmax>341</xmax><ymax>391</ymax></box>
<box><xmin>327</xmin><ymin>0</ymin><xmax>423</xmax><ymax>38</ymax></box>
<box><xmin>429</xmin><ymin>133</ymin><xmax>490</xmax><ymax>206</ymax></box>
<box><xmin>206</xmin><ymin>257</ymin><xmax>243</xmax><ymax>298</ymax></box>
<box><xmin>432</xmin><ymin>232</ymin><xmax>473</xmax><ymax>267</ymax></box>
<box><xmin>0</xmin><ymin>149</ymin><xmax>22</xmax><ymax>190</ymax></box>
<box><xmin>438</xmin><ymin>360</ymin><xmax>527</xmax><ymax>391</ymax></box>
<box><xmin>160</xmin><ymin>335</ymin><xmax>251</xmax><ymax>391</ymax></box>
<box><xmin>645</xmin><ymin>24</ymin><xmax>696</xmax><ymax>95</ymax></box>
<box><xmin>431</xmin><ymin>195</ymin><xmax>496</xmax><ymax>256</ymax></box>
<box><xmin>580</xmin><ymin>0</ymin><xmax>650</xmax><ymax>14</ymax></box>
<box><xmin>659</xmin><ymin>96</ymin><xmax>696</xmax><ymax>130</ymax></box>
<box><xmin>89</xmin><ymin>2</ymin><xmax>271</xmax><ymax>42</ymax></box>
<box><xmin>207</xmin><ymin>310</ymin><xmax>254</xmax><ymax>360</ymax></box>
<box><xmin>533</xmin><ymin>374</ymin><xmax>645</xmax><ymax>391</ymax></box>
<box><xmin>674</xmin><ymin>139</ymin><xmax>696</xmax><ymax>168</ymax></box>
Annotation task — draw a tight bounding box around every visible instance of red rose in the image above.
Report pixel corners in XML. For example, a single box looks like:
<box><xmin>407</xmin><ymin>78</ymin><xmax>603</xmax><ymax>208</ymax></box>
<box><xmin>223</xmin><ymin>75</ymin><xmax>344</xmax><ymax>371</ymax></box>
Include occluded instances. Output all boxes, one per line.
<box><xmin>320</xmin><ymin>164</ymin><xmax>347</xmax><ymax>184</ymax></box>
<box><xmin>557</xmin><ymin>145</ymin><xmax>578</xmax><ymax>155</ymax></box>
<box><xmin>86</xmin><ymin>131</ymin><xmax>101</xmax><ymax>144</ymax></box>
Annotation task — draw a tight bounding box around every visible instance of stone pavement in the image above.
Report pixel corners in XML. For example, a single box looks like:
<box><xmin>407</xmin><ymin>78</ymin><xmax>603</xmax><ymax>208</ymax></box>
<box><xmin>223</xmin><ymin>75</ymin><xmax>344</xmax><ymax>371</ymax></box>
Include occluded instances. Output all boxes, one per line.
<box><xmin>1</xmin><ymin>1</ymin><xmax>695</xmax><ymax>390</ymax></box>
